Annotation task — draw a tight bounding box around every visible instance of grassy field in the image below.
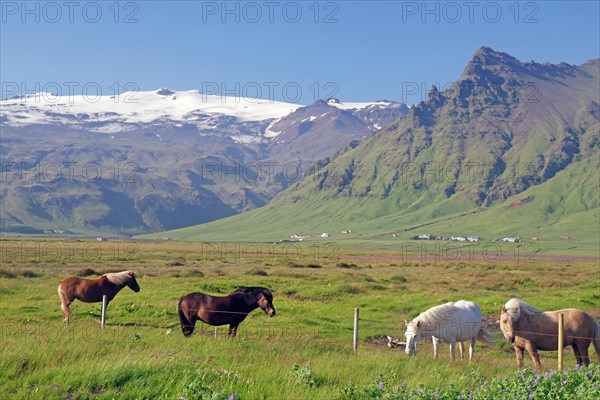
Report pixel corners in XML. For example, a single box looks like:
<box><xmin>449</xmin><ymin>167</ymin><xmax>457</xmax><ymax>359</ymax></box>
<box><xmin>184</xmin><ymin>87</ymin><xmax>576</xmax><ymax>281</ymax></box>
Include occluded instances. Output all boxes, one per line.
<box><xmin>1</xmin><ymin>238</ymin><xmax>599</xmax><ymax>399</ymax></box>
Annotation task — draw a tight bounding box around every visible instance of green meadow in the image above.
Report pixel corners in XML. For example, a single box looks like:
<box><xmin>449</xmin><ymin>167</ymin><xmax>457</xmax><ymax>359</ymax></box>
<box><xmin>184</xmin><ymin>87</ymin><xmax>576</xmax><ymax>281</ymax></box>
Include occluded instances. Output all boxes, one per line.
<box><xmin>1</xmin><ymin>238</ymin><xmax>598</xmax><ymax>399</ymax></box>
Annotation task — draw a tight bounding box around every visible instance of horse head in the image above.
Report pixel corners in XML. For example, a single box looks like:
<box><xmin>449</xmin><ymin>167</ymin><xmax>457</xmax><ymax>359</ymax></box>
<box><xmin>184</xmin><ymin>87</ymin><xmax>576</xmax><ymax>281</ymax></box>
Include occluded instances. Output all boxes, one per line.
<box><xmin>404</xmin><ymin>319</ymin><xmax>421</xmax><ymax>356</ymax></box>
<box><xmin>237</xmin><ymin>287</ymin><xmax>276</xmax><ymax>317</ymax></box>
<box><xmin>256</xmin><ymin>288</ymin><xmax>276</xmax><ymax>317</ymax></box>
<box><xmin>500</xmin><ymin>304</ymin><xmax>517</xmax><ymax>343</ymax></box>
<box><xmin>126</xmin><ymin>271</ymin><xmax>141</xmax><ymax>293</ymax></box>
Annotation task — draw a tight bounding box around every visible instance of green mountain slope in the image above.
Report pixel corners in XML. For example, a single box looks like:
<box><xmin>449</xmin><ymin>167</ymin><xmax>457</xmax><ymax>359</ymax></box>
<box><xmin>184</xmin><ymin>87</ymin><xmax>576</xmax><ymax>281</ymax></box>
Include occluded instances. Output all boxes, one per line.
<box><xmin>145</xmin><ymin>48</ymin><xmax>600</xmax><ymax>252</ymax></box>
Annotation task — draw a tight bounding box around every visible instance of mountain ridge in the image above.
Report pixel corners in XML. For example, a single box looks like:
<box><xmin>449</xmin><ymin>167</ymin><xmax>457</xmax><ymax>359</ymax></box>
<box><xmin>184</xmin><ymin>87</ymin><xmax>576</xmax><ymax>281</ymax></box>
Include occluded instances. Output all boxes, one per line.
<box><xmin>150</xmin><ymin>47</ymin><xmax>599</xmax><ymax>246</ymax></box>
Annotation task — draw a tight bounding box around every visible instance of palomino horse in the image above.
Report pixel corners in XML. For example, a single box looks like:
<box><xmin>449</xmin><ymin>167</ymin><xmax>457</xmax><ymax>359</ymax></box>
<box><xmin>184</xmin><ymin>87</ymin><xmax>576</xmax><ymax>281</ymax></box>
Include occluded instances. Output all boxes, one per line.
<box><xmin>178</xmin><ymin>287</ymin><xmax>276</xmax><ymax>337</ymax></box>
<box><xmin>405</xmin><ymin>300</ymin><xmax>493</xmax><ymax>361</ymax></box>
<box><xmin>500</xmin><ymin>298</ymin><xmax>600</xmax><ymax>368</ymax></box>
<box><xmin>58</xmin><ymin>270</ymin><xmax>140</xmax><ymax>324</ymax></box>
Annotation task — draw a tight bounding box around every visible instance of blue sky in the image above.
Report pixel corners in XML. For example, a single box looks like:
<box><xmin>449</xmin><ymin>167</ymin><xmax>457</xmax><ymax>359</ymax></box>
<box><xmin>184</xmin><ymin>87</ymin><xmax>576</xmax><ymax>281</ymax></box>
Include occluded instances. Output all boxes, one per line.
<box><xmin>1</xmin><ymin>1</ymin><xmax>599</xmax><ymax>105</ymax></box>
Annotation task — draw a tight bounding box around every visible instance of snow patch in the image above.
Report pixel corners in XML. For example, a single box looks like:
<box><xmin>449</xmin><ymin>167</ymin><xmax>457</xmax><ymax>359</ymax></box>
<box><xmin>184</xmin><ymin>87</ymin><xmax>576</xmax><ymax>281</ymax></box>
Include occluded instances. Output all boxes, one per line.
<box><xmin>1</xmin><ymin>89</ymin><xmax>303</xmax><ymax>128</ymax></box>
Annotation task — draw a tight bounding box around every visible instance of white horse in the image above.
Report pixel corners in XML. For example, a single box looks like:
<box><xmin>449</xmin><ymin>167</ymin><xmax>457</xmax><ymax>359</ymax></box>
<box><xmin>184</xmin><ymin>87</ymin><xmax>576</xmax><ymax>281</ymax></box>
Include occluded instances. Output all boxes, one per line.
<box><xmin>404</xmin><ymin>300</ymin><xmax>492</xmax><ymax>361</ymax></box>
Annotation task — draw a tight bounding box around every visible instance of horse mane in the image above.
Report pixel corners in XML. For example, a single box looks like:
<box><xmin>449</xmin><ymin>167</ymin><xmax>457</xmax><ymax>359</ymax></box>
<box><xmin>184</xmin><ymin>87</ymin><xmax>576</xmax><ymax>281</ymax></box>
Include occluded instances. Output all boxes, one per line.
<box><xmin>232</xmin><ymin>287</ymin><xmax>272</xmax><ymax>299</ymax></box>
<box><xmin>504</xmin><ymin>298</ymin><xmax>543</xmax><ymax>320</ymax></box>
<box><xmin>234</xmin><ymin>286</ymin><xmax>268</xmax><ymax>294</ymax></box>
<box><xmin>414</xmin><ymin>302</ymin><xmax>458</xmax><ymax>327</ymax></box>
<box><xmin>233</xmin><ymin>286</ymin><xmax>255</xmax><ymax>293</ymax></box>
<box><xmin>103</xmin><ymin>270</ymin><xmax>136</xmax><ymax>285</ymax></box>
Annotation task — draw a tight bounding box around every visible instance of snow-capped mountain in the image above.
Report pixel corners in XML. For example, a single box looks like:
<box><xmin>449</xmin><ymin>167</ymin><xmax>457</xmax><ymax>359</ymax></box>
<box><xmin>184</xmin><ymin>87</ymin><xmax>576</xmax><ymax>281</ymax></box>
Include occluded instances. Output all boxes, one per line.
<box><xmin>1</xmin><ymin>88</ymin><xmax>302</xmax><ymax>143</ymax></box>
<box><xmin>1</xmin><ymin>89</ymin><xmax>406</xmax><ymax>144</ymax></box>
<box><xmin>0</xmin><ymin>88</ymin><xmax>408</xmax><ymax>235</ymax></box>
<box><xmin>266</xmin><ymin>98</ymin><xmax>408</xmax><ymax>161</ymax></box>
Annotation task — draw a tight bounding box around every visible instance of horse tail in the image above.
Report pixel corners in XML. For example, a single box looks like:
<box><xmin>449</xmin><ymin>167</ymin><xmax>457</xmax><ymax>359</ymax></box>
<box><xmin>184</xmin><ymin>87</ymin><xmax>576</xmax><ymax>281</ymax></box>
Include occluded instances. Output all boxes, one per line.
<box><xmin>477</xmin><ymin>328</ymin><xmax>495</xmax><ymax>345</ymax></box>
<box><xmin>178</xmin><ymin>296</ymin><xmax>195</xmax><ymax>337</ymax></box>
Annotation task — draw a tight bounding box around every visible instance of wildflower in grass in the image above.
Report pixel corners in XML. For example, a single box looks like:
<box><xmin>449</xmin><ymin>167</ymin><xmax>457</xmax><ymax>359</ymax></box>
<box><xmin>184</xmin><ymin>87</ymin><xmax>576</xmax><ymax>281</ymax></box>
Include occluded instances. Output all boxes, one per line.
<box><xmin>402</xmin><ymin>380</ymin><xmax>407</xmax><ymax>388</ymax></box>
<box><xmin>574</xmin><ymin>364</ymin><xmax>581</xmax><ymax>371</ymax></box>
<box><xmin>378</xmin><ymin>382</ymin><xmax>384</xmax><ymax>390</ymax></box>
<box><xmin>226</xmin><ymin>394</ymin><xmax>237</xmax><ymax>400</ymax></box>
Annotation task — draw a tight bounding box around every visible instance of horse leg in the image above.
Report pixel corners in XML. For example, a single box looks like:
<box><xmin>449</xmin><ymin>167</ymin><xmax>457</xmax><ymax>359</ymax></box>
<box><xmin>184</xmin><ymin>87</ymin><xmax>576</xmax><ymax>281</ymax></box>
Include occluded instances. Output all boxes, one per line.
<box><xmin>61</xmin><ymin>301</ymin><xmax>72</xmax><ymax>325</ymax></box>
<box><xmin>469</xmin><ymin>337</ymin><xmax>476</xmax><ymax>362</ymax></box>
<box><xmin>228</xmin><ymin>323</ymin><xmax>238</xmax><ymax>338</ymax></box>
<box><xmin>449</xmin><ymin>341</ymin><xmax>456</xmax><ymax>360</ymax></box>
<box><xmin>514</xmin><ymin>345</ymin><xmax>525</xmax><ymax>368</ymax></box>
<box><xmin>524</xmin><ymin>342</ymin><xmax>541</xmax><ymax>369</ymax></box>
<box><xmin>571</xmin><ymin>343</ymin><xmax>583</xmax><ymax>366</ymax></box>
<box><xmin>576</xmin><ymin>341</ymin><xmax>590</xmax><ymax>366</ymax></box>
<box><xmin>458</xmin><ymin>342</ymin><xmax>465</xmax><ymax>361</ymax></box>
<box><xmin>432</xmin><ymin>337</ymin><xmax>440</xmax><ymax>359</ymax></box>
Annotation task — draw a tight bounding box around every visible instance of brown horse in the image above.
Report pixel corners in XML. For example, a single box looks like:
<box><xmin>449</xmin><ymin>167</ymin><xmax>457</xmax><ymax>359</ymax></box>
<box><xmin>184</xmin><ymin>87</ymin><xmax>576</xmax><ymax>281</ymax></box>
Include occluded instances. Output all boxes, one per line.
<box><xmin>58</xmin><ymin>270</ymin><xmax>140</xmax><ymax>324</ymax></box>
<box><xmin>500</xmin><ymin>298</ymin><xmax>600</xmax><ymax>368</ymax></box>
<box><xmin>178</xmin><ymin>287</ymin><xmax>276</xmax><ymax>337</ymax></box>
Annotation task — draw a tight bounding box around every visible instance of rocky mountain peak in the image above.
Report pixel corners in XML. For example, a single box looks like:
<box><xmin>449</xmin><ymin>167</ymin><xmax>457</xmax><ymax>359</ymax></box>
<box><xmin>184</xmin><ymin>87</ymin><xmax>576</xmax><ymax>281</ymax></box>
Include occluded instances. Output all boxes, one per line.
<box><xmin>156</xmin><ymin>88</ymin><xmax>175</xmax><ymax>96</ymax></box>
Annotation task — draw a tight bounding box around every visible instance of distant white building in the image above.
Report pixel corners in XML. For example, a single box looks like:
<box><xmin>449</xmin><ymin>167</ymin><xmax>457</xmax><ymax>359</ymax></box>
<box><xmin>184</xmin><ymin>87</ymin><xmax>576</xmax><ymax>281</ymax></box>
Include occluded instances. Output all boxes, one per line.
<box><xmin>418</xmin><ymin>234</ymin><xmax>431</xmax><ymax>240</ymax></box>
<box><xmin>320</xmin><ymin>232</ymin><xmax>331</xmax><ymax>238</ymax></box>
<box><xmin>467</xmin><ymin>236</ymin><xmax>480</xmax><ymax>242</ymax></box>
<box><xmin>500</xmin><ymin>236</ymin><xmax>521</xmax><ymax>243</ymax></box>
<box><xmin>451</xmin><ymin>236</ymin><xmax>466</xmax><ymax>242</ymax></box>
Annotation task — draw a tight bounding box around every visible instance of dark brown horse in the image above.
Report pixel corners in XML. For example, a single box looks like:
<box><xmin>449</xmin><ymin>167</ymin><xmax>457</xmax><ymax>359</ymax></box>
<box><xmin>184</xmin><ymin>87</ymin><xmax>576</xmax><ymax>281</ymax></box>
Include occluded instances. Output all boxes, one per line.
<box><xmin>178</xmin><ymin>287</ymin><xmax>276</xmax><ymax>337</ymax></box>
<box><xmin>500</xmin><ymin>298</ymin><xmax>600</xmax><ymax>368</ymax></box>
<box><xmin>58</xmin><ymin>270</ymin><xmax>140</xmax><ymax>324</ymax></box>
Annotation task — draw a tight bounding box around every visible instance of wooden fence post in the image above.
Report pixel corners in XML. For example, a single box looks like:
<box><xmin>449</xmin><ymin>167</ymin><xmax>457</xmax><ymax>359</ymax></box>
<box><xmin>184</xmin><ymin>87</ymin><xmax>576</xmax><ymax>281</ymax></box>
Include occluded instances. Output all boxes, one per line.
<box><xmin>353</xmin><ymin>308</ymin><xmax>359</xmax><ymax>353</ymax></box>
<box><xmin>101</xmin><ymin>295</ymin><xmax>107</xmax><ymax>329</ymax></box>
<box><xmin>214</xmin><ymin>326</ymin><xmax>217</xmax><ymax>339</ymax></box>
<box><xmin>558</xmin><ymin>313</ymin><xmax>564</xmax><ymax>371</ymax></box>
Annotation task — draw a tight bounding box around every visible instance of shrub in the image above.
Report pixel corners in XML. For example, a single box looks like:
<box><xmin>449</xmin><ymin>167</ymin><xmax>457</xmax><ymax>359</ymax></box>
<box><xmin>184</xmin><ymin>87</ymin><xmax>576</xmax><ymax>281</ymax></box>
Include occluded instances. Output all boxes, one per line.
<box><xmin>390</xmin><ymin>275</ymin><xmax>407</xmax><ymax>283</ymax></box>
<box><xmin>248</xmin><ymin>268</ymin><xmax>268</xmax><ymax>276</ymax></box>
<box><xmin>186</xmin><ymin>269</ymin><xmax>205</xmax><ymax>277</ymax></box>
<box><xmin>21</xmin><ymin>270</ymin><xmax>40</xmax><ymax>278</ymax></box>
<box><xmin>335</xmin><ymin>365</ymin><xmax>600</xmax><ymax>399</ymax></box>
<box><xmin>77</xmin><ymin>268</ymin><xmax>99</xmax><ymax>277</ymax></box>
<box><xmin>338</xmin><ymin>283</ymin><xmax>362</xmax><ymax>294</ymax></box>
<box><xmin>166</xmin><ymin>261</ymin><xmax>184</xmax><ymax>267</ymax></box>
<box><xmin>179</xmin><ymin>377</ymin><xmax>235</xmax><ymax>400</ymax></box>
<box><xmin>291</xmin><ymin>364</ymin><xmax>317</xmax><ymax>387</ymax></box>
<box><xmin>0</xmin><ymin>270</ymin><xmax>16</xmax><ymax>279</ymax></box>
<box><xmin>337</xmin><ymin>262</ymin><xmax>359</xmax><ymax>269</ymax></box>
<box><xmin>288</xmin><ymin>262</ymin><xmax>321</xmax><ymax>269</ymax></box>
